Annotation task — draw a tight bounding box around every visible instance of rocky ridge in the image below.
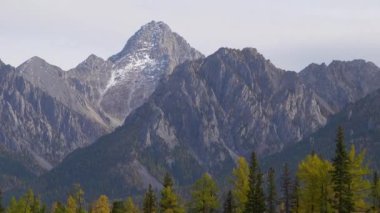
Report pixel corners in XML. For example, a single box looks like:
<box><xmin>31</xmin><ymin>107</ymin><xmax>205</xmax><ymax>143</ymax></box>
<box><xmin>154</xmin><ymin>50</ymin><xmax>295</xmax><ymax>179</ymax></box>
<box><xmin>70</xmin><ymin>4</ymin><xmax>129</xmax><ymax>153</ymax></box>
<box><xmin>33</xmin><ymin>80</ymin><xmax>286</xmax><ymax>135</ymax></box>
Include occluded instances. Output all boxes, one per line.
<box><xmin>34</xmin><ymin>48</ymin><xmax>380</xmax><ymax>201</ymax></box>
<box><xmin>0</xmin><ymin>21</ymin><xmax>204</xmax><ymax>191</ymax></box>
<box><xmin>0</xmin><ymin>61</ymin><xmax>107</xmax><ymax>174</ymax></box>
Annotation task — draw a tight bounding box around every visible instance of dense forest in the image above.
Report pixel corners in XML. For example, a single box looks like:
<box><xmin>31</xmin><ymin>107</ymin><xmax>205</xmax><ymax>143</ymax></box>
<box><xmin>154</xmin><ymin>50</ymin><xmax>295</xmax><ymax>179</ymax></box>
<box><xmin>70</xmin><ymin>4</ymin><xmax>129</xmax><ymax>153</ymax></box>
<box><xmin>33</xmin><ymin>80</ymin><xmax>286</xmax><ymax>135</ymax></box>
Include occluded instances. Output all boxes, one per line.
<box><xmin>1</xmin><ymin>127</ymin><xmax>380</xmax><ymax>213</ymax></box>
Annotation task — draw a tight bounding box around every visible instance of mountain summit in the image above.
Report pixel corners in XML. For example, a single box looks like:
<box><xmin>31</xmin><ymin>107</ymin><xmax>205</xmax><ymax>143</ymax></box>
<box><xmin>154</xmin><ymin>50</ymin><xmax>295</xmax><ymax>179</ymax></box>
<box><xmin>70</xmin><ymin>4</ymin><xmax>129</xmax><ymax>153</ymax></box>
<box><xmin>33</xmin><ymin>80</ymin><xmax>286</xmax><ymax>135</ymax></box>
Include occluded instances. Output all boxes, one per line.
<box><xmin>98</xmin><ymin>21</ymin><xmax>203</xmax><ymax>121</ymax></box>
<box><xmin>109</xmin><ymin>21</ymin><xmax>173</xmax><ymax>62</ymax></box>
<box><xmin>0</xmin><ymin>21</ymin><xmax>204</xmax><ymax>185</ymax></box>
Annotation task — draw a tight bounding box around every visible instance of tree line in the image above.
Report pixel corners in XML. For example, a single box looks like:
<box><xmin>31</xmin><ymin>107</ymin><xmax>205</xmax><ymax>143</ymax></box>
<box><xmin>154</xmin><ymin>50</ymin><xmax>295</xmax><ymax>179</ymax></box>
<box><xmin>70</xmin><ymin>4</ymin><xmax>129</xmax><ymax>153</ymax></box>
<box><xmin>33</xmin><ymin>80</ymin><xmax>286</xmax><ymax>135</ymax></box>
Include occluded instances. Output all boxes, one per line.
<box><xmin>1</xmin><ymin>127</ymin><xmax>380</xmax><ymax>213</ymax></box>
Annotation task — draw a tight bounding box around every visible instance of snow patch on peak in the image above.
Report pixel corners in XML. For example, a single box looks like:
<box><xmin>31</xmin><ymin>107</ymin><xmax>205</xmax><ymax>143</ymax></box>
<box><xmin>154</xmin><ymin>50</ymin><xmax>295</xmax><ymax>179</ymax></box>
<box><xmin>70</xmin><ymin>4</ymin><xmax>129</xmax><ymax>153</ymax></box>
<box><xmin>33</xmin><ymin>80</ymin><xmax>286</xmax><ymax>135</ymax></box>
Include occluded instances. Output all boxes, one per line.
<box><xmin>105</xmin><ymin>53</ymin><xmax>157</xmax><ymax>90</ymax></box>
<box><xmin>104</xmin><ymin>36</ymin><xmax>162</xmax><ymax>92</ymax></box>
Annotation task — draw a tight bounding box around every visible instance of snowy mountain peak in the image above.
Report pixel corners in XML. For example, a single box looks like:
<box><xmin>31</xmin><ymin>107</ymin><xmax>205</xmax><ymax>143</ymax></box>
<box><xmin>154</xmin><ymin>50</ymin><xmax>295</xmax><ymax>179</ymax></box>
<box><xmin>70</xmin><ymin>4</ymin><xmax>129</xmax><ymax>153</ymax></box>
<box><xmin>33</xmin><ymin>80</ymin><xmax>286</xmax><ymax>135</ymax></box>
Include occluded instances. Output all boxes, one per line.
<box><xmin>109</xmin><ymin>21</ymin><xmax>174</xmax><ymax>63</ymax></box>
<box><xmin>104</xmin><ymin>21</ymin><xmax>178</xmax><ymax>90</ymax></box>
<box><xmin>99</xmin><ymin>21</ymin><xmax>203</xmax><ymax>120</ymax></box>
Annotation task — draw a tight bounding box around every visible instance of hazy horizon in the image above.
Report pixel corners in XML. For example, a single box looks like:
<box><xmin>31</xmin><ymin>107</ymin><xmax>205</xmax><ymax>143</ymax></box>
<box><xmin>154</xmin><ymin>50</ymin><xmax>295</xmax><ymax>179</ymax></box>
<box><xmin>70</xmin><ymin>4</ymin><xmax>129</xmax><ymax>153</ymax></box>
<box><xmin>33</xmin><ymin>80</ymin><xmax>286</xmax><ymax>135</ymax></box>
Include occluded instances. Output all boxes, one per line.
<box><xmin>1</xmin><ymin>0</ymin><xmax>379</xmax><ymax>71</ymax></box>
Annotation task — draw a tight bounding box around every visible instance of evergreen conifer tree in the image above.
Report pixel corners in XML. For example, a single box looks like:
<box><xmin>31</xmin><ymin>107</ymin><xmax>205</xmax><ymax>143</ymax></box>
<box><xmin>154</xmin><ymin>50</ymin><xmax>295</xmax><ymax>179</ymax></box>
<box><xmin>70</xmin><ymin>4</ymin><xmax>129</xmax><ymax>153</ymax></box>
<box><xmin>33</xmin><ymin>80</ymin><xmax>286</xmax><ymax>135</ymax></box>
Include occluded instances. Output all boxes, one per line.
<box><xmin>290</xmin><ymin>177</ymin><xmax>300</xmax><ymax>213</ymax></box>
<box><xmin>111</xmin><ymin>201</ymin><xmax>125</xmax><ymax>213</ymax></box>
<box><xmin>159</xmin><ymin>174</ymin><xmax>184</xmax><ymax>213</ymax></box>
<box><xmin>143</xmin><ymin>184</ymin><xmax>157</xmax><ymax>213</ymax></box>
<box><xmin>244</xmin><ymin>152</ymin><xmax>265</xmax><ymax>213</ymax></box>
<box><xmin>282</xmin><ymin>163</ymin><xmax>291</xmax><ymax>213</ymax></box>
<box><xmin>267</xmin><ymin>167</ymin><xmax>277</xmax><ymax>213</ymax></box>
<box><xmin>371</xmin><ymin>171</ymin><xmax>380</xmax><ymax>211</ymax></box>
<box><xmin>254</xmin><ymin>169</ymin><xmax>266</xmax><ymax>213</ymax></box>
<box><xmin>223</xmin><ymin>191</ymin><xmax>234</xmax><ymax>213</ymax></box>
<box><xmin>163</xmin><ymin>173</ymin><xmax>174</xmax><ymax>188</ymax></box>
<box><xmin>0</xmin><ymin>188</ymin><xmax>4</xmax><ymax>213</ymax></box>
<box><xmin>245</xmin><ymin>152</ymin><xmax>258</xmax><ymax>213</ymax></box>
<box><xmin>331</xmin><ymin>127</ymin><xmax>353</xmax><ymax>212</ymax></box>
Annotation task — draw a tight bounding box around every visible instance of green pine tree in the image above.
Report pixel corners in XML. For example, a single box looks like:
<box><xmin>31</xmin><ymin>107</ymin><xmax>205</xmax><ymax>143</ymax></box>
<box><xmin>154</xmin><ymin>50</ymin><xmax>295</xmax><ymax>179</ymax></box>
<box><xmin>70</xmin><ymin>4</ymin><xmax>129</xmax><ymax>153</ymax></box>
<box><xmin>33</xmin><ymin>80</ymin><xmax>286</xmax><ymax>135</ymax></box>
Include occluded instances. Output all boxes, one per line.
<box><xmin>371</xmin><ymin>171</ymin><xmax>380</xmax><ymax>212</ymax></box>
<box><xmin>282</xmin><ymin>163</ymin><xmax>291</xmax><ymax>213</ymax></box>
<box><xmin>267</xmin><ymin>167</ymin><xmax>277</xmax><ymax>213</ymax></box>
<box><xmin>290</xmin><ymin>177</ymin><xmax>300</xmax><ymax>213</ymax></box>
<box><xmin>159</xmin><ymin>174</ymin><xmax>184</xmax><ymax>213</ymax></box>
<box><xmin>244</xmin><ymin>152</ymin><xmax>265</xmax><ymax>213</ymax></box>
<box><xmin>143</xmin><ymin>184</ymin><xmax>157</xmax><ymax>213</ymax></box>
<box><xmin>111</xmin><ymin>201</ymin><xmax>125</xmax><ymax>213</ymax></box>
<box><xmin>0</xmin><ymin>188</ymin><xmax>4</xmax><ymax>213</ymax></box>
<box><xmin>254</xmin><ymin>169</ymin><xmax>266</xmax><ymax>213</ymax></box>
<box><xmin>223</xmin><ymin>191</ymin><xmax>235</xmax><ymax>213</ymax></box>
<box><xmin>245</xmin><ymin>152</ymin><xmax>258</xmax><ymax>213</ymax></box>
<box><xmin>331</xmin><ymin>127</ymin><xmax>353</xmax><ymax>213</ymax></box>
<box><xmin>163</xmin><ymin>173</ymin><xmax>174</xmax><ymax>188</ymax></box>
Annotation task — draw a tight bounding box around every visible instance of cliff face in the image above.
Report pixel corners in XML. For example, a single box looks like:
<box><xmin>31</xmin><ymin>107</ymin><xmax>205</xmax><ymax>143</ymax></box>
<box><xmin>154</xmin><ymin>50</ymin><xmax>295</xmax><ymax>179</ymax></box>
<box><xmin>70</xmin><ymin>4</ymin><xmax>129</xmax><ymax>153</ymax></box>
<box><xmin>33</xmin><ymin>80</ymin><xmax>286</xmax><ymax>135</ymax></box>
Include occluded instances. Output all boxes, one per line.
<box><xmin>299</xmin><ymin>60</ymin><xmax>380</xmax><ymax>111</ymax></box>
<box><xmin>0</xmin><ymin>62</ymin><xmax>107</xmax><ymax>175</ymax></box>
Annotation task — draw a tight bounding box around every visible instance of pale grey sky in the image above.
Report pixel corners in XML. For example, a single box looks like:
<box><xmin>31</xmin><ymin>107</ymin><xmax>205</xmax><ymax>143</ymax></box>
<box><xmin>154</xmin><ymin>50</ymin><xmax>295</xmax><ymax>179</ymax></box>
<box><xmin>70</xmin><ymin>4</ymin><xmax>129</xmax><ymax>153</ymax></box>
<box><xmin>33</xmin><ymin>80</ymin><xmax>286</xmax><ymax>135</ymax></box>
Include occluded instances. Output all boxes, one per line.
<box><xmin>1</xmin><ymin>0</ymin><xmax>379</xmax><ymax>71</ymax></box>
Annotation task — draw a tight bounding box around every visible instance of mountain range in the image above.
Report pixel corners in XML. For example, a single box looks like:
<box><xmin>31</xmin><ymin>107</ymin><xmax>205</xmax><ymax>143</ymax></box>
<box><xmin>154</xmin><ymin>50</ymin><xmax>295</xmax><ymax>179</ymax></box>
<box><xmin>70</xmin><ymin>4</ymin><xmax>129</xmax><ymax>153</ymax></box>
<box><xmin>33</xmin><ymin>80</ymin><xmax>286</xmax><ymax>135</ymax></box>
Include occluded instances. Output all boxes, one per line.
<box><xmin>1</xmin><ymin>21</ymin><xmax>380</xmax><ymax>202</ymax></box>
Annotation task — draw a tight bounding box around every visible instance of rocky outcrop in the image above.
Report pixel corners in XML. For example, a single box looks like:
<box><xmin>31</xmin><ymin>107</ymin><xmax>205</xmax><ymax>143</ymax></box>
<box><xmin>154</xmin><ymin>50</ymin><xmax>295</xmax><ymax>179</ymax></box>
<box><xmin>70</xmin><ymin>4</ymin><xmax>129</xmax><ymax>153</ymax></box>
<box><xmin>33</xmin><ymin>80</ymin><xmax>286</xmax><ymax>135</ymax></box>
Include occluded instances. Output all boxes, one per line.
<box><xmin>65</xmin><ymin>55</ymin><xmax>113</xmax><ymax>108</ymax></box>
<box><xmin>0</xmin><ymin>61</ymin><xmax>107</xmax><ymax>174</ymax></box>
<box><xmin>17</xmin><ymin>56</ymin><xmax>111</xmax><ymax>128</ymax></box>
<box><xmin>299</xmin><ymin>60</ymin><xmax>380</xmax><ymax>111</ymax></box>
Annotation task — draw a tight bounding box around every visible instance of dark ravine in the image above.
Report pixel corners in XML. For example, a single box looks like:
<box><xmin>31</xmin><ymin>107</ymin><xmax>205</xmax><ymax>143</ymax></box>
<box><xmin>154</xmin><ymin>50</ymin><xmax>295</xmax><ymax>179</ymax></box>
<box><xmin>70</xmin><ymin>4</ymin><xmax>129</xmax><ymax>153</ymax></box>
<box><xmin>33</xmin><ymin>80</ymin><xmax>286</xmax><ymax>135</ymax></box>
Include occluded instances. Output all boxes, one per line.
<box><xmin>32</xmin><ymin>47</ymin><xmax>380</xmax><ymax>202</ymax></box>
